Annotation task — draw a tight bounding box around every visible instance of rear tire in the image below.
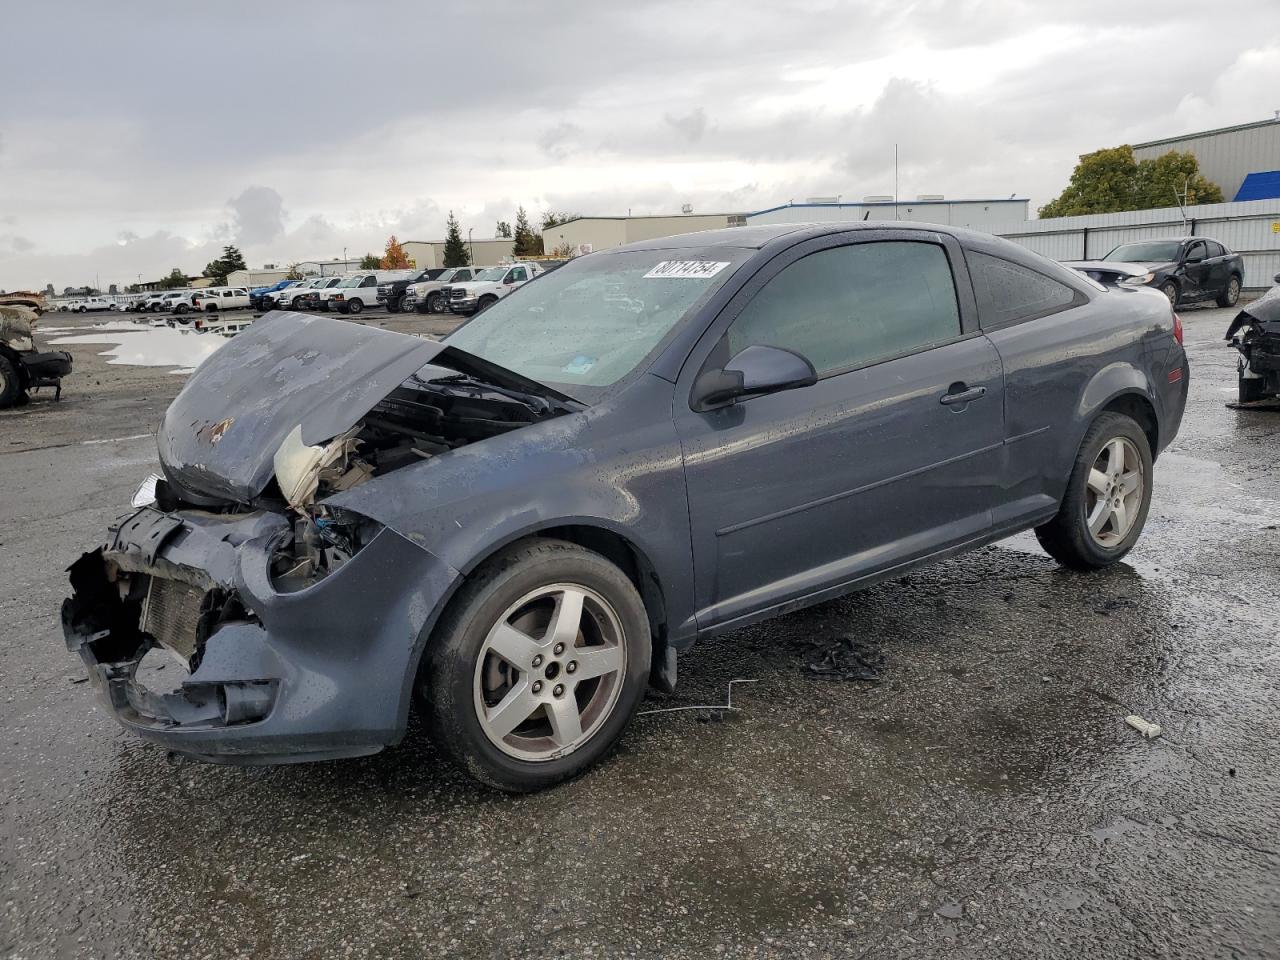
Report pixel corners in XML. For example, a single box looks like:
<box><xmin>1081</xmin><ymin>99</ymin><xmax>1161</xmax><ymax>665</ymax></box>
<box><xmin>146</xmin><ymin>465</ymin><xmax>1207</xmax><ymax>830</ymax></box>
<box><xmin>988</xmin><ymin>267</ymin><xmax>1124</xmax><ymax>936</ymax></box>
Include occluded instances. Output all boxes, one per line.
<box><xmin>1217</xmin><ymin>275</ymin><xmax>1241</xmax><ymax>308</ymax></box>
<box><xmin>0</xmin><ymin>354</ymin><xmax>22</xmax><ymax>408</ymax></box>
<box><xmin>421</xmin><ymin>538</ymin><xmax>650</xmax><ymax>792</ymax></box>
<box><xmin>1035</xmin><ymin>412</ymin><xmax>1153</xmax><ymax>570</ymax></box>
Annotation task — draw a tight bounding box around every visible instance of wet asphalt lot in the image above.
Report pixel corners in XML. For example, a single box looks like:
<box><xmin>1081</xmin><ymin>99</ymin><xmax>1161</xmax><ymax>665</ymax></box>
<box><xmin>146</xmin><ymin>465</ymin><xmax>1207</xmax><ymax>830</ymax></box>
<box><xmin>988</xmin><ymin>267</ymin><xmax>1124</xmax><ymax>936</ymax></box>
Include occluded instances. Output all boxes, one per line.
<box><xmin>2</xmin><ymin>306</ymin><xmax>1278</xmax><ymax>959</ymax></box>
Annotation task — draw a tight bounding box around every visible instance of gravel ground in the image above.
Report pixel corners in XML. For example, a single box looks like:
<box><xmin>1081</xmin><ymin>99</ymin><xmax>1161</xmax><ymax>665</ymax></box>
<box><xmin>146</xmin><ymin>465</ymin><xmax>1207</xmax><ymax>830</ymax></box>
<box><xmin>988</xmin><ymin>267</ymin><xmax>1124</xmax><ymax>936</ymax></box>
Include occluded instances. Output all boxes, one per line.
<box><xmin>1</xmin><ymin>305</ymin><xmax>1277</xmax><ymax>959</ymax></box>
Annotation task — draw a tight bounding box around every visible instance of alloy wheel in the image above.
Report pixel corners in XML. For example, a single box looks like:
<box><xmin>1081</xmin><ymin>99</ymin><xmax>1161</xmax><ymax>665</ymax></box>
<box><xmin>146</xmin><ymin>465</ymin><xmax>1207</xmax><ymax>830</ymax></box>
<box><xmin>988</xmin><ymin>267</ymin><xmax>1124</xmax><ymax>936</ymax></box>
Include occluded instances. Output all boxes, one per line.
<box><xmin>473</xmin><ymin>583</ymin><xmax>627</xmax><ymax>761</ymax></box>
<box><xmin>1084</xmin><ymin>437</ymin><xmax>1143</xmax><ymax>547</ymax></box>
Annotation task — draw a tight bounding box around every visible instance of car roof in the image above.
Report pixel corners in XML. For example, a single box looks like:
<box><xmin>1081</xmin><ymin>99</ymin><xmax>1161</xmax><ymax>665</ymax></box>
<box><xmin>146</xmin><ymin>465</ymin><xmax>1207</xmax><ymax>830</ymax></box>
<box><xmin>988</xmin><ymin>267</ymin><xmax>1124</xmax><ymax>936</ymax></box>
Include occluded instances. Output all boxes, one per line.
<box><xmin>615</xmin><ymin>220</ymin><xmax>1007</xmax><ymax>254</ymax></box>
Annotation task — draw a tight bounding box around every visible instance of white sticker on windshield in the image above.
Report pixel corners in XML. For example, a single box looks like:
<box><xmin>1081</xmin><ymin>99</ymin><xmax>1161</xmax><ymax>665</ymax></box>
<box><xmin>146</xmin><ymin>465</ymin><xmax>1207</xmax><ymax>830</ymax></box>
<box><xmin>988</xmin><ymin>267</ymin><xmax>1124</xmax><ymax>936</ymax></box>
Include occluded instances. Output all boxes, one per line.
<box><xmin>643</xmin><ymin>260</ymin><xmax>731</xmax><ymax>280</ymax></box>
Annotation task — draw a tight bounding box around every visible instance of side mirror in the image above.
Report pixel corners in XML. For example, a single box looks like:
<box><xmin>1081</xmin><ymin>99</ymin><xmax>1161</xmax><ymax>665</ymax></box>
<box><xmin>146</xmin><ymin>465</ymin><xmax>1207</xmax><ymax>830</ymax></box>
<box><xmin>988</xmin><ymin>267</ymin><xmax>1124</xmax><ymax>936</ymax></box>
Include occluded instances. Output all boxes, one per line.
<box><xmin>503</xmin><ymin>275</ymin><xmax>516</xmax><ymax>285</ymax></box>
<box><xmin>692</xmin><ymin>344</ymin><xmax>817</xmax><ymax>411</ymax></box>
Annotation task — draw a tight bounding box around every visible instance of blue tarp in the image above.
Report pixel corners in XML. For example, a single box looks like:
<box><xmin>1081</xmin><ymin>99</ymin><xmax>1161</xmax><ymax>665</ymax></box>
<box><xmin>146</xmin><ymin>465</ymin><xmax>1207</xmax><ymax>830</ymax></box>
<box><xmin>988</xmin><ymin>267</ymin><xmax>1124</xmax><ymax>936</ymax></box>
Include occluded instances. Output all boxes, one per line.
<box><xmin>1233</xmin><ymin>171</ymin><xmax>1280</xmax><ymax>202</ymax></box>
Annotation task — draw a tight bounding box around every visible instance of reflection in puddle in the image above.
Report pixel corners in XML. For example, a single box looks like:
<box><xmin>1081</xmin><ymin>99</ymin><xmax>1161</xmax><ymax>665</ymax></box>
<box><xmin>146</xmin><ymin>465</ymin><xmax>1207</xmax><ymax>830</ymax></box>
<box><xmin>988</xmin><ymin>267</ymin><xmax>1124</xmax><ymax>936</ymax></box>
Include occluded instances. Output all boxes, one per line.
<box><xmin>50</xmin><ymin>327</ymin><xmax>226</xmax><ymax>371</ymax></box>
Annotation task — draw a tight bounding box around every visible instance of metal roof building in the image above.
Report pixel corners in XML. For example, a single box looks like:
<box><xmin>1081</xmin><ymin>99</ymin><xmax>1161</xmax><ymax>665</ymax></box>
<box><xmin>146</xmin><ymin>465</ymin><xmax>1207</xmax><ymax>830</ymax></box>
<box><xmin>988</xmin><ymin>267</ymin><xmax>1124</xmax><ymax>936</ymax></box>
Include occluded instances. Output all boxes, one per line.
<box><xmin>1131</xmin><ymin>117</ymin><xmax>1280</xmax><ymax>201</ymax></box>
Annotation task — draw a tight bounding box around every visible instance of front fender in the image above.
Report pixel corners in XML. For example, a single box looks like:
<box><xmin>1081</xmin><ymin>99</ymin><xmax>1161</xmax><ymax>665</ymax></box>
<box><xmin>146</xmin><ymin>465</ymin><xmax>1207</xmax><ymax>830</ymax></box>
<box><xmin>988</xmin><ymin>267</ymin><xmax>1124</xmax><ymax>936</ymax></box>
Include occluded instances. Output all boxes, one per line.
<box><xmin>326</xmin><ymin>374</ymin><xmax>697</xmax><ymax>645</ymax></box>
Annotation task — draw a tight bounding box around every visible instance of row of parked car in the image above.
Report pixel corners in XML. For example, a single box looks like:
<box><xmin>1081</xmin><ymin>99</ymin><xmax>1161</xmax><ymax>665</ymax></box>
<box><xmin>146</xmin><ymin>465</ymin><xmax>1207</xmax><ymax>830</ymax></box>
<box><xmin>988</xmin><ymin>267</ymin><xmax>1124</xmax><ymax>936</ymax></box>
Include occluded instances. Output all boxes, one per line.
<box><xmin>253</xmin><ymin>261</ymin><xmax>563</xmax><ymax>316</ymax></box>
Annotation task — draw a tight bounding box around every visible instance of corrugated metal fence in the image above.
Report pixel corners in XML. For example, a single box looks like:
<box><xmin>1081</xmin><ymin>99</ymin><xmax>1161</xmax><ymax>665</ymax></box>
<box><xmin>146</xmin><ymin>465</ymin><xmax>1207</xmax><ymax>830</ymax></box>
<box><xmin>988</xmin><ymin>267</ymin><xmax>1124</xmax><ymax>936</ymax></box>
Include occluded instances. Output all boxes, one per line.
<box><xmin>989</xmin><ymin>199</ymin><xmax>1280</xmax><ymax>290</ymax></box>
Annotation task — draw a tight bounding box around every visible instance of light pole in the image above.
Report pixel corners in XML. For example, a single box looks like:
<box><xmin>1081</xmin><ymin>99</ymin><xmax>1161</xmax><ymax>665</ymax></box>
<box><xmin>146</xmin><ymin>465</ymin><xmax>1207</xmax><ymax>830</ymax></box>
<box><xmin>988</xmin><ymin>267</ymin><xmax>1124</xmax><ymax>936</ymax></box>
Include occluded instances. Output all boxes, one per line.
<box><xmin>468</xmin><ymin>228</ymin><xmax>474</xmax><ymax>265</ymax></box>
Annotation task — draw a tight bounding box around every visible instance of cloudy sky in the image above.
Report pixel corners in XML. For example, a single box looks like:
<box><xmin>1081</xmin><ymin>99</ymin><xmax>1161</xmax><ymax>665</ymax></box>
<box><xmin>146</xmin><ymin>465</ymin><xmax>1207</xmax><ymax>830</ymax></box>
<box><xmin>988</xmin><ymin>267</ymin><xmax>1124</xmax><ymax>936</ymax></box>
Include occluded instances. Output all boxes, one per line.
<box><xmin>2</xmin><ymin>0</ymin><xmax>1278</xmax><ymax>291</ymax></box>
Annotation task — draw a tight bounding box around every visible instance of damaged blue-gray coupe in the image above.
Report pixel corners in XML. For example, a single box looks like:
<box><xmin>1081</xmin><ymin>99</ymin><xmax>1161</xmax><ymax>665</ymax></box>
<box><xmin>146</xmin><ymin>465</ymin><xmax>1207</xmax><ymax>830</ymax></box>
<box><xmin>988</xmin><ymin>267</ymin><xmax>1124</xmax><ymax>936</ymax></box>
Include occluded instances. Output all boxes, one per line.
<box><xmin>63</xmin><ymin>223</ymin><xmax>1188</xmax><ymax>791</ymax></box>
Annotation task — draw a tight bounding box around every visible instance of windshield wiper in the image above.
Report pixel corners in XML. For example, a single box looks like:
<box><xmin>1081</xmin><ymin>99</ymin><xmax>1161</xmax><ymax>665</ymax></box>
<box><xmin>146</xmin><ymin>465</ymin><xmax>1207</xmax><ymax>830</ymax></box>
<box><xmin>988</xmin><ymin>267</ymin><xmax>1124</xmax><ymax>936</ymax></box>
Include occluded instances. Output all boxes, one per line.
<box><xmin>417</xmin><ymin>372</ymin><xmax>569</xmax><ymax>414</ymax></box>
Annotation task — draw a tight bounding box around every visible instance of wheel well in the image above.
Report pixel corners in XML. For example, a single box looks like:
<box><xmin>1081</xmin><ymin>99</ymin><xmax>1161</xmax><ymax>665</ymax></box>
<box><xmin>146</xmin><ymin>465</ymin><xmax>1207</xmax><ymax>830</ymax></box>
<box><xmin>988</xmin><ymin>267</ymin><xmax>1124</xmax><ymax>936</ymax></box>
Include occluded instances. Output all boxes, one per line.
<box><xmin>534</xmin><ymin>525</ymin><xmax>667</xmax><ymax>645</ymax></box>
<box><xmin>1101</xmin><ymin>393</ymin><xmax>1159</xmax><ymax>459</ymax></box>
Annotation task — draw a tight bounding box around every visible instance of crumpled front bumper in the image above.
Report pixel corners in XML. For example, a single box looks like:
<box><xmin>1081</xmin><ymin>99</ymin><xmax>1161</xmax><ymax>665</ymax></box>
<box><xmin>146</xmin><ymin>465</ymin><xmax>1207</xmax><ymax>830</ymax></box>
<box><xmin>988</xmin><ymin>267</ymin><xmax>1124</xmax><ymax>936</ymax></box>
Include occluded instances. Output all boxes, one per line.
<box><xmin>63</xmin><ymin>506</ymin><xmax>459</xmax><ymax>764</ymax></box>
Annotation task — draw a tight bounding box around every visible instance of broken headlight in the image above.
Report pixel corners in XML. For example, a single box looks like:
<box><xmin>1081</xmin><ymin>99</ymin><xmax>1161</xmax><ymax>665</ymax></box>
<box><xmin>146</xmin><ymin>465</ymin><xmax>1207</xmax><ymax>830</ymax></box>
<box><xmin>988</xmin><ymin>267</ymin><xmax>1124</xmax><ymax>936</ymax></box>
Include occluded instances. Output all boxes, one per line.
<box><xmin>131</xmin><ymin>473</ymin><xmax>162</xmax><ymax>508</ymax></box>
<box><xmin>270</xmin><ymin>504</ymin><xmax>383</xmax><ymax>592</ymax></box>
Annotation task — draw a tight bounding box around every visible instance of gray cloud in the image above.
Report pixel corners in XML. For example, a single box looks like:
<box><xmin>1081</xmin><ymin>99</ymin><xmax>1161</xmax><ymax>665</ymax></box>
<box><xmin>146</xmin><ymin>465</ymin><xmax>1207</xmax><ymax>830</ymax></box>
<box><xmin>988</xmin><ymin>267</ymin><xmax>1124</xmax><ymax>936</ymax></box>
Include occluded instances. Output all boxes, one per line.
<box><xmin>664</xmin><ymin>108</ymin><xmax>708</xmax><ymax>143</ymax></box>
<box><xmin>227</xmin><ymin>186</ymin><xmax>286</xmax><ymax>247</ymax></box>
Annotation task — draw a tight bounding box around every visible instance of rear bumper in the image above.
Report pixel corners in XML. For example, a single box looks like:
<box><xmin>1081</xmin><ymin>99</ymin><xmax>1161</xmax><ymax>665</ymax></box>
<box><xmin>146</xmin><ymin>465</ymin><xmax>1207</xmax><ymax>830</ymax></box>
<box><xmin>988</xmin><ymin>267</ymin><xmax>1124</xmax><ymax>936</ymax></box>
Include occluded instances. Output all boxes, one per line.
<box><xmin>63</xmin><ymin>506</ymin><xmax>459</xmax><ymax>764</ymax></box>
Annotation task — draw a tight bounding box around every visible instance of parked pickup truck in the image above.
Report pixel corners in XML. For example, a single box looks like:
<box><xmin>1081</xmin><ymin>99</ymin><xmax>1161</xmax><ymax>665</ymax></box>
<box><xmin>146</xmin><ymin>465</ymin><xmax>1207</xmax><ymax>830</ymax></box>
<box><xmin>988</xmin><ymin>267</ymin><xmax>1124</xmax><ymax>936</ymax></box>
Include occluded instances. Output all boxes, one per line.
<box><xmin>402</xmin><ymin>266</ymin><xmax>488</xmax><ymax>314</ymax></box>
<box><xmin>250</xmin><ymin>279</ymin><xmax>302</xmax><ymax>311</ymax></box>
<box><xmin>263</xmin><ymin>277</ymin><xmax>325</xmax><ymax>311</ymax></box>
<box><xmin>329</xmin><ymin>270</ymin><xmax>415</xmax><ymax>315</ymax></box>
<box><xmin>72</xmin><ymin>297</ymin><xmax>116</xmax><ymax>313</ymax></box>
<box><xmin>192</xmin><ymin>287</ymin><xmax>251</xmax><ymax>312</ymax></box>
<box><xmin>298</xmin><ymin>277</ymin><xmax>346</xmax><ymax>310</ymax></box>
<box><xmin>377</xmin><ymin>268</ymin><xmax>448</xmax><ymax>313</ymax></box>
<box><xmin>443</xmin><ymin>262</ymin><xmax>545</xmax><ymax>315</ymax></box>
<box><xmin>1064</xmin><ymin>236</ymin><xmax>1244</xmax><ymax>308</ymax></box>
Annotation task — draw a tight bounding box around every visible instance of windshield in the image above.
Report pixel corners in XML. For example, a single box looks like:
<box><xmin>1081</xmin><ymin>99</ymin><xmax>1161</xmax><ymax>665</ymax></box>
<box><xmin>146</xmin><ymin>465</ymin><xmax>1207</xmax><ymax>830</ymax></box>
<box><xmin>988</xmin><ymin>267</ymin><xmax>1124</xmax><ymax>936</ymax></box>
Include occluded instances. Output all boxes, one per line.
<box><xmin>468</xmin><ymin>267</ymin><xmax>508</xmax><ymax>283</ymax></box>
<box><xmin>444</xmin><ymin>247</ymin><xmax>750</xmax><ymax>401</ymax></box>
<box><xmin>337</xmin><ymin>276</ymin><xmax>366</xmax><ymax>288</ymax></box>
<box><xmin>1105</xmin><ymin>241</ymin><xmax>1182</xmax><ymax>263</ymax></box>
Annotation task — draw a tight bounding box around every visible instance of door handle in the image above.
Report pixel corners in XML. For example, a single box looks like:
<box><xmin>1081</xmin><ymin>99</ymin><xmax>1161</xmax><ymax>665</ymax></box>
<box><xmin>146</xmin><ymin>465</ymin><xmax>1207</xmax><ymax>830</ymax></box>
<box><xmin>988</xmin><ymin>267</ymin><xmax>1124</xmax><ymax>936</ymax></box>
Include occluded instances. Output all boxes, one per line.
<box><xmin>940</xmin><ymin>384</ymin><xmax>987</xmax><ymax>406</ymax></box>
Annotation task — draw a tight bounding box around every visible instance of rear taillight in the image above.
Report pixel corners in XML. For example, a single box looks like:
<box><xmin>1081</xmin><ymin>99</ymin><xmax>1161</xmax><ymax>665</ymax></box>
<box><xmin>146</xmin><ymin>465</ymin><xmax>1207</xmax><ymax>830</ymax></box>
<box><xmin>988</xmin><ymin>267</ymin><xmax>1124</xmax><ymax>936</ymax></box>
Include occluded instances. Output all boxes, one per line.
<box><xmin>1173</xmin><ymin>312</ymin><xmax>1184</xmax><ymax>345</ymax></box>
<box><xmin>194</xmin><ymin>318</ymin><xmax>203</xmax><ymax>329</ymax></box>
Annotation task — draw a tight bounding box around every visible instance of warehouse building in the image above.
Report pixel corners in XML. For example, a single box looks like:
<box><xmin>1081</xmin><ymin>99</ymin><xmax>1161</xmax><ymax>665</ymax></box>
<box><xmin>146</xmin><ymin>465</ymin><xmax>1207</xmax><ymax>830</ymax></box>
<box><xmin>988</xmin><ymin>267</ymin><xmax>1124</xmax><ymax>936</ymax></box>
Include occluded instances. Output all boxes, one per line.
<box><xmin>541</xmin><ymin>213</ymin><xmax>745</xmax><ymax>255</ymax></box>
<box><xmin>1132</xmin><ymin>116</ymin><xmax>1280</xmax><ymax>201</ymax></box>
<box><xmin>403</xmin><ymin>238</ymin><xmax>515</xmax><ymax>269</ymax></box>
<box><xmin>745</xmin><ymin>197</ymin><xmax>1029</xmax><ymax>229</ymax></box>
<box><xmin>540</xmin><ymin>200</ymin><xmax>1029</xmax><ymax>253</ymax></box>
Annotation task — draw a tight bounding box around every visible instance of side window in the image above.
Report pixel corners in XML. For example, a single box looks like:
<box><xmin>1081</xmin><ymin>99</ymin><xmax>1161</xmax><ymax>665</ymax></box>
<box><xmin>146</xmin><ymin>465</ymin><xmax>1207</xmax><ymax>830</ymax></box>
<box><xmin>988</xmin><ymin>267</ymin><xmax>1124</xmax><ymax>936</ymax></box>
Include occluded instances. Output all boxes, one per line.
<box><xmin>968</xmin><ymin>251</ymin><xmax>1079</xmax><ymax>327</ymax></box>
<box><xmin>1185</xmin><ymin>241</ymin><xmax>1207</xmax><ymax>261</ymax></box>
<box><xmin>361</xmin><ymin>276</ymin><xmax>377</xmax><ymax>287</ymax></box>
<box><xmin>509</xmin><ymin>267</ymin><xmax>528</xmax><ymax>282</ymax></box>
<box><xmin>726</xmin><ymin>241</ymin><xmax>961</xmax><ymax>377</ymax></box>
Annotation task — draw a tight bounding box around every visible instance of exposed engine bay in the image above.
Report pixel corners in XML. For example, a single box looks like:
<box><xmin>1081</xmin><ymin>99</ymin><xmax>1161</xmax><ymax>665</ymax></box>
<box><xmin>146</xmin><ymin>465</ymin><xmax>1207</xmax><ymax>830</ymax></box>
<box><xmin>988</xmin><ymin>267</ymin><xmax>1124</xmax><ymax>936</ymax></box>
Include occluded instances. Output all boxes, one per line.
<box><xmin>261</xmin><ymin>365</ymin><xmax>575</xmax><ymax>591</ymax></box>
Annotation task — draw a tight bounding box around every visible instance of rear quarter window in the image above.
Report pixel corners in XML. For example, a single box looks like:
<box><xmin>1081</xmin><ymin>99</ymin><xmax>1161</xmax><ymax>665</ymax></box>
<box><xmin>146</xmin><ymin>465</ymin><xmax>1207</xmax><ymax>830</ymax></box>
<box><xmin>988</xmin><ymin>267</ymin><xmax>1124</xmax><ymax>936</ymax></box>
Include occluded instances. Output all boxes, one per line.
<box><xmin>968</xmin><ymin>251</ymin><xmax>1081</xmax><ymax>328</ymax></box>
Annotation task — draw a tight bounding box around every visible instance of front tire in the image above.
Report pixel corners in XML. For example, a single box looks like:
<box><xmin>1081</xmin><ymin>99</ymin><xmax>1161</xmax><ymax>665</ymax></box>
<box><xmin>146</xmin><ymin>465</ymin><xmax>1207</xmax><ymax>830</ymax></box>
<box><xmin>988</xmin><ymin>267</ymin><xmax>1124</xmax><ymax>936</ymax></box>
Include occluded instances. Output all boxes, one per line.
<box><xmin>1239</xmin><ymin>369</ymin><xmax>1266</xmax><ymax>403</ymax></box>
<box><xmin>346</xmin><ymin>298</ymin><xmax>363</xmax><ymax>315</ymax></box>
<box><xmin>1217</xmin><ymin>275</ymin><xmax>1241</xmax><ymax>308</ymax></box>
<box><xmin>1161</xmin><ymin>281</ymin><xmax>1179</xmax><ymax>307</ymax></box>
<box><xmin>475</xmin><ymin>295</ymin><xmax>498</xmax><ymax>314</ymax></box>
<box><xmin>1035</xmin><ymin>412</ymin><xmax>1153</xmax><ymax>570</ymax></box>
<box><xmin>0</xmin><ymin>354</ymin><xmax>22</xmax><ymax>408</ymax></box>
<box><xmin>426</xmin><ymin>292</ymin><xmax>442</xmax><ymax>314</ymax></box>
<box><xmin>421</xmin><ymin>538</ymin><xmax>651</xmax><ymax>792</ymax></box>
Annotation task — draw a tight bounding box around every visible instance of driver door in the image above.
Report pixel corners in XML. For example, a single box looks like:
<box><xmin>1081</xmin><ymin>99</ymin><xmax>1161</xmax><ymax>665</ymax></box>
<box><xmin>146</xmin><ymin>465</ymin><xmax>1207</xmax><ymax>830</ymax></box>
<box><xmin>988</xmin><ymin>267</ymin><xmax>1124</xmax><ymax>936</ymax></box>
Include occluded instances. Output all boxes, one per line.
<box><xmin>1181</xmin><ymin>240</ymin><xmax>1210</xmax><ymax>301</ymax></box>
<box><xmin>674</xmin><ymin>233</ymin><xmax>1004</xmax><ymax>631</ymax></box>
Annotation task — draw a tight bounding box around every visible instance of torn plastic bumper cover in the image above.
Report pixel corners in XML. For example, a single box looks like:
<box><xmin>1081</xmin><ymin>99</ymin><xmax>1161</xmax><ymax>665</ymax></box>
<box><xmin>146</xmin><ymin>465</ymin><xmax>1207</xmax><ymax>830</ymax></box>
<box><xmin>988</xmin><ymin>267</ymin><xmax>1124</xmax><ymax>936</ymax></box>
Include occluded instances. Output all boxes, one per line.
<box><xmin>62</xmin><ymin>504</ymin><xmax>458</xmax><ymax>763</ymax></box>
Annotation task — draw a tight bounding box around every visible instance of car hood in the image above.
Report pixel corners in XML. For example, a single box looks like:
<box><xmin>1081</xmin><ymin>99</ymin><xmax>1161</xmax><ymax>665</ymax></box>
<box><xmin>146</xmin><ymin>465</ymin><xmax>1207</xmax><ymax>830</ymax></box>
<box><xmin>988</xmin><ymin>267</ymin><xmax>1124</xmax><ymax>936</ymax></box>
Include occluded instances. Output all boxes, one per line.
<box><xmin>157</xmin><ymin>311</ymin><xmax>576</xmax><ymax>504</ymax></box>
<box><xmin>455</xmin><ymin>280</ymin><xmax>501</xmax><ymax>293</ymax></box>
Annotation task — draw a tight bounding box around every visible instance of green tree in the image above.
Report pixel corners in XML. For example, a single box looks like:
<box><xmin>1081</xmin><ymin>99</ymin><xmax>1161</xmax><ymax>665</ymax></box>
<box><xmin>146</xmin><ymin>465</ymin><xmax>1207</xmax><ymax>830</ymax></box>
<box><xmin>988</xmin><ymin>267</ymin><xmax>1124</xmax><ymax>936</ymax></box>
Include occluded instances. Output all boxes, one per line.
<box><xmin>1040</xmin><ymin>145</ymin><xmax>1223</xmax><ymax>218</ymax></box>
<box><xmin>285</xmin><ymin>262</ymin><xmax>304</xmax><ymax>280</ymax></box>
<box><xmin>495</xmin><ymin>220</ymin><xmax>512</xmax><ymax>238</ymax></box>
<box><xmin>540</xmin><ymin>210</ymin><xmax>579</xmax><ymax>231</ymax></box>
<box><xmin>202</xmin><ymin>245</ymin><xmax>249</xmax><ymax>284</ymax></box>
<box><xmin>1134</xmin><ymin>150</ymin><xmax>1224</xmax><ymax>209</ymax></box>
<box><xmin>359</xmin><ymin>253</ymin><xmax>381</xmax><ymax>269</ymax></box>
<box><xmin>158</xmin><ymin>267</ymin><xmax>188</xmax><ymax>289</ymax></box>
<box><xmin>442</xmin><ymin>211</ymin><xmax>470</xmax><ymax>267</ymax></box>
<box><xmin>512</xmin><ymin>206</ymin><xmax>538</xmax><ymax>257</ymax></box>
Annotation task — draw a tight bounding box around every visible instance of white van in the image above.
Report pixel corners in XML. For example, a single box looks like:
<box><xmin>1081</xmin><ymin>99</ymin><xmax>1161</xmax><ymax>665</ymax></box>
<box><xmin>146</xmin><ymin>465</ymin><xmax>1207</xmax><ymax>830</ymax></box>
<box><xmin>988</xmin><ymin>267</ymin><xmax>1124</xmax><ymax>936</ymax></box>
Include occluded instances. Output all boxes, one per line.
<box><xmin>328</xmin><ymin>270</ymin><xmax>416</xmax><ymax>315</ymax></box>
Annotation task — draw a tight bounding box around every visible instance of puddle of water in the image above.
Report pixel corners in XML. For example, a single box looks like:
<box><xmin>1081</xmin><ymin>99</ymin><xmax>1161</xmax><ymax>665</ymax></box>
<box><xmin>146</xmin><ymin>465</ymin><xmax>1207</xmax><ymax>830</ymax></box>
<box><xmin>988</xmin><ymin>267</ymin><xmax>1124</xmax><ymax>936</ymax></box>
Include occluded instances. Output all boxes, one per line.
<box><xmin>49</xmin><ymin>327</ymin><xmax>225</xmax><ymax>370</ymax></box>
<box><xmin>39</xmin><ymin>321</ymin><xmax>143</xmax><ymax>334</ymax></box>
